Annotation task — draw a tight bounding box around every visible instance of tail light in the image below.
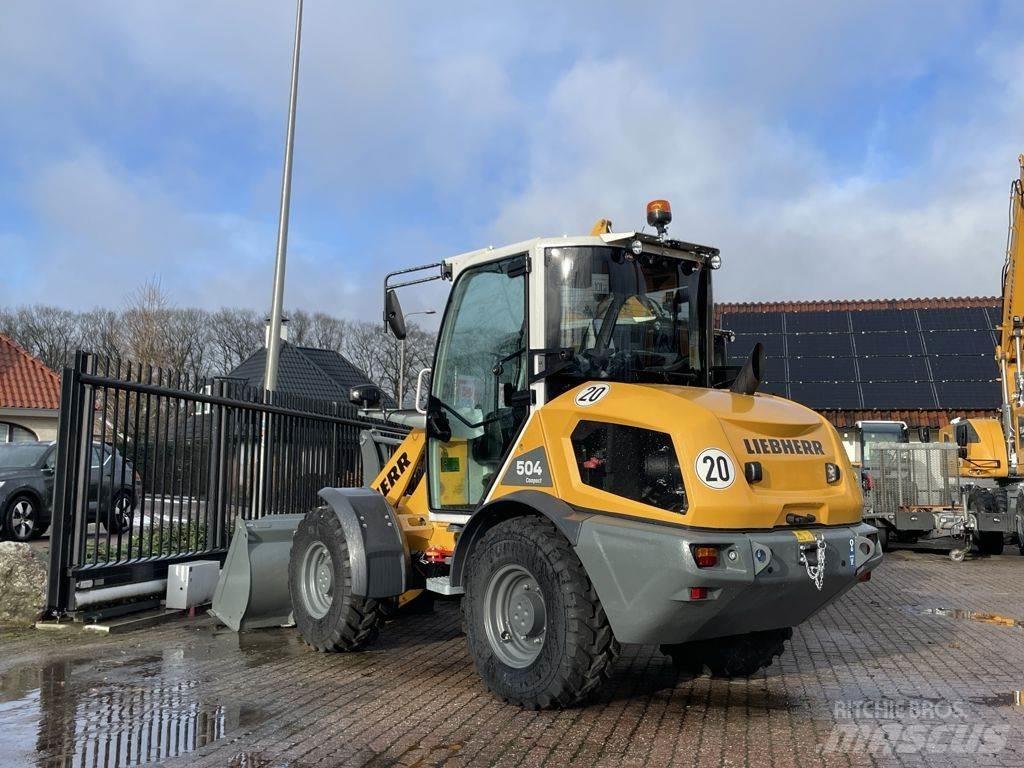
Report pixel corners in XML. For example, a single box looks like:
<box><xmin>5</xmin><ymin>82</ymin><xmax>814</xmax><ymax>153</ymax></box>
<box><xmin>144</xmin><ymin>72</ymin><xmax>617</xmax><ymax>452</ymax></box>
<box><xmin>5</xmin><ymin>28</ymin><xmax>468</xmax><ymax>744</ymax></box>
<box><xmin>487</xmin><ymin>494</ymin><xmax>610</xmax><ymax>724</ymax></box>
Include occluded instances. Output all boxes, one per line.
<box><xmin>692</xmin><ymin>545</ymin><xmax>718</xmax><ymax>568</ymax></box>
<box><xmin>689</xmin><ymin>587</ymin><xmax>709</xmax><ymax>600</ymax></box>
<box><xmin>861</xmin><ymin>472</ymin><xmax>873</xmax><ymax>491</ymax></box>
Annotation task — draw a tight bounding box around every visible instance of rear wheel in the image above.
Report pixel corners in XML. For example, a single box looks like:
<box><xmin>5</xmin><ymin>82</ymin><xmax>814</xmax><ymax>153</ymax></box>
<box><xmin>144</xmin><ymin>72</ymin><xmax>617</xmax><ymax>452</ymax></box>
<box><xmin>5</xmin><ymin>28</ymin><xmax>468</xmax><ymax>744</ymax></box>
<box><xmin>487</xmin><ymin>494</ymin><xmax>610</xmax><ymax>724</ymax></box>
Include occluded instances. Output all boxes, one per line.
<box><xmin>104</xmin><ymin>491</ymin><xmax>134</xmax><ymax>535</ymax></box>
<box><xmin>662</xmin><ymin>627</ymin><xmax>792</xmax><ymax>677</ymax></box>
<box><xmin>3</xmin><ymin>496</ymin><xmax>39</xmax><ymax>542</ymax></box>
<box><xmin>288</xmin><ymin>507</ymin><xmax>382</xmax><ymax>652</ymax></box>
<box><xmin>463</xmin><ymin>516</ymin><xmax>619</xmax><ymax>709</ymax></box>
<box><xmin>976</xmin><ymin>531</ymin><xmax>1005</xmax><ymax>556</ymax></box>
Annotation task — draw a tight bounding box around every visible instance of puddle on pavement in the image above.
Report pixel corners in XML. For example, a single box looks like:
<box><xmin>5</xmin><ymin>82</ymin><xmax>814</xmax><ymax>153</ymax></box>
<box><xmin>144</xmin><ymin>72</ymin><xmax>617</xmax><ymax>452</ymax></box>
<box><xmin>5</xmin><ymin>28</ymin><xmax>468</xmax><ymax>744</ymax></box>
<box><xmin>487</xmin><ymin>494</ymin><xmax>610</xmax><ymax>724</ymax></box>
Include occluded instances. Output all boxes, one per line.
<box><xmin>914</xmin><ymin>607</ymin><xmax>1024</xmax><ymax>628</ymax></box>
<box><xmin>0</xmin><ymin>652</ymin><xmax>267</xmax><ymax>767</ymax></box>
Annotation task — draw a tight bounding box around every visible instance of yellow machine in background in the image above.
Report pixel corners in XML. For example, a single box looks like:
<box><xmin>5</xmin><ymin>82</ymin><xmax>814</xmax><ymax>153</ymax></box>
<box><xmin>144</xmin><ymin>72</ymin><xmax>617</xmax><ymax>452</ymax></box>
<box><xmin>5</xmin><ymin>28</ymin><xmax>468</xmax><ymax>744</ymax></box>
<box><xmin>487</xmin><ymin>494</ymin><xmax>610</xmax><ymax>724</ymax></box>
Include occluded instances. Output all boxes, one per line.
<box><xmin>939</xmin><ymin>156</ymin><xmax>1024</xmax><ymax>555</ymax></box>
<box><xmin>269</xmin><ymin>200</ymin><xmax>881</xmax><ymax>709</ymax></box>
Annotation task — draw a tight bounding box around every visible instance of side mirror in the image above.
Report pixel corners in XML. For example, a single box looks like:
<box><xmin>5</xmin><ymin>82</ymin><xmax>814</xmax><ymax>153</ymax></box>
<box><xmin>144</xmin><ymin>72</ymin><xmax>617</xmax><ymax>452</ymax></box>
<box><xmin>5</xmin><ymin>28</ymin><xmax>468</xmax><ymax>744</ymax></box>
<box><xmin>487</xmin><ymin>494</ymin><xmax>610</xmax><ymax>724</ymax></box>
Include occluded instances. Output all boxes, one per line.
<box><xmin>919</xmin><ymin>426</ymin><xmax>931</xmax><ymax>443</ymax></box>
<box><xmin>385</xmin><ymin>289</ymin><xmax>407</xmax><ymax>341</ymax></box>
<box><xmin>730</xmin><ymin>342</ymin><xmax>763</xmax><ymax>396</ymax></box>
<box><xmin>349</xmin><ymin>385</ymin><xmax>382</xmax><ymax>409</ymax></box>
<box><xmin>955</xmin><ymin>426</ymin><xmax>969</xmax><ymax>448</ymax></box>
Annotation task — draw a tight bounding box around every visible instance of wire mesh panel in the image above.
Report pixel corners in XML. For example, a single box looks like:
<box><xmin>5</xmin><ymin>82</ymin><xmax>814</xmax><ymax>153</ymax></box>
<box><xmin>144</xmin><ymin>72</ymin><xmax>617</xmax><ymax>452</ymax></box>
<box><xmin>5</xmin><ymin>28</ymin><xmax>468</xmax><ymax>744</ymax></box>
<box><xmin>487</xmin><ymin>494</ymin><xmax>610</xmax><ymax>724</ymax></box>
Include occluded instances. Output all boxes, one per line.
<box><xmin>873</xmin><ymin>442</ymin><xmax>961</xmax><ymax>511</ymax></box>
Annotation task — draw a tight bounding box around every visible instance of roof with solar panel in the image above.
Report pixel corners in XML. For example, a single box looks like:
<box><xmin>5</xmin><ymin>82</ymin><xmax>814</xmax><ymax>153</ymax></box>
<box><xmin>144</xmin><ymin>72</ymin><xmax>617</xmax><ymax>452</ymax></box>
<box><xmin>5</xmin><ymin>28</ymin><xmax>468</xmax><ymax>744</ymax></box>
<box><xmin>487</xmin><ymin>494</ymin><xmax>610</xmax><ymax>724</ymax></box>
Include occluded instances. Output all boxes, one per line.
<box><xmin>715</xmin><ymin>297</ymin><xmax>1001</xmax><ymax>428</ymax></box>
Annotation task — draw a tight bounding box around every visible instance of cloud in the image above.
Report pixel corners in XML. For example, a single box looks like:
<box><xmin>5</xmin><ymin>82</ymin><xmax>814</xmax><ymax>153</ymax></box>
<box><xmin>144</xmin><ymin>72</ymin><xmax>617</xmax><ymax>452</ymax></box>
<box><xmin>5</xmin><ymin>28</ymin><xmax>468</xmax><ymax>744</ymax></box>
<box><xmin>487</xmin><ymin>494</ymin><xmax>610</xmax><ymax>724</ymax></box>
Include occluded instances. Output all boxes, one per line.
<box><xmin>489</xmin><ymin>37</ymin><xmax>1024</xmax><ymax>302</ymax></box>
<box><xmin>2</xmin><ymin>0</ymin><xmax>1024</xmax><ymax>318</ymax></box>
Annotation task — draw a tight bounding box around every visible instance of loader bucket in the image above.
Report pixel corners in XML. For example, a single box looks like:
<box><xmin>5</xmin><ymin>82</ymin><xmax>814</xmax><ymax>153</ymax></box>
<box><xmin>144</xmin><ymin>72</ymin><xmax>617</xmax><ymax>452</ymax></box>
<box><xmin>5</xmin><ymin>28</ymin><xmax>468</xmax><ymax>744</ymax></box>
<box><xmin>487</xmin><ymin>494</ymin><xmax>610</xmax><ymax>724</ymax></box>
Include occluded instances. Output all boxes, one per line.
<box><xmin>211</xmin><ymin>513</ymin><xmax>306</xmax><ymax>632</ymax></box>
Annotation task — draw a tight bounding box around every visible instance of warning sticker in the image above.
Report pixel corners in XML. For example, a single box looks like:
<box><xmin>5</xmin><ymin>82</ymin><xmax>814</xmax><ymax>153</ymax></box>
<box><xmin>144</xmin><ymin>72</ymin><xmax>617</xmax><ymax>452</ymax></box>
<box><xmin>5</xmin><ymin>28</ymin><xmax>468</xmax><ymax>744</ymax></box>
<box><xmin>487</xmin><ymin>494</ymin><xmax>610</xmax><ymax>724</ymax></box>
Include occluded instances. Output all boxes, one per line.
<box><xmin>792</xmin><ymin>530</ymin><xmax>816</xmax><ymax>544</ymax></box>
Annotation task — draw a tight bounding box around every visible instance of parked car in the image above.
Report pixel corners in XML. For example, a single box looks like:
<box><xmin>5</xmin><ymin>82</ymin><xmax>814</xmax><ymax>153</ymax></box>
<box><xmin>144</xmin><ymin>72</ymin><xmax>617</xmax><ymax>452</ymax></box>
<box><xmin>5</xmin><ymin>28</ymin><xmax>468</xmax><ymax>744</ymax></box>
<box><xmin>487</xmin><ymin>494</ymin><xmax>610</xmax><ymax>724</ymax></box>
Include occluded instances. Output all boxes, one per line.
<box><xmin>0</xmin><ymin>441</ymin><xmax>138</xmax><ymax>542</ymax></box>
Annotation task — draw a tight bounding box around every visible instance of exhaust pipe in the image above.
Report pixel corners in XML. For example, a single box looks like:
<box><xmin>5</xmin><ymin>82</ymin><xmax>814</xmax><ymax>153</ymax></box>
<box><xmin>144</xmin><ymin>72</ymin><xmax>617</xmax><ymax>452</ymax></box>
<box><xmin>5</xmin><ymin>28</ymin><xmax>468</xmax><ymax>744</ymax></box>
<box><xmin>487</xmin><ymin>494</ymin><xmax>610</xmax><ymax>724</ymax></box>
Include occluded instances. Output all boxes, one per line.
<box><xmin>731</xmin><ymin>343</ymin><xmax>764</xmax><ymax>396</ymax></box>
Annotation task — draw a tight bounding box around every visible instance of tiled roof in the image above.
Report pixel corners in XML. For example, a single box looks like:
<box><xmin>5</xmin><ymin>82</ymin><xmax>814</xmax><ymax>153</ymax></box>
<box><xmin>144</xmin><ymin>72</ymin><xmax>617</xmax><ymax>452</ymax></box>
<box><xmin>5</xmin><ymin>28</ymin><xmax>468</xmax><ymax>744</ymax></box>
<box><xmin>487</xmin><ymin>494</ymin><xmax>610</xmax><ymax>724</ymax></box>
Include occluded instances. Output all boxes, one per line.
<box><xmin>228</xmin><ymin>343</ymin><xmax>394</xmax><ymax>407</ymax></box>
<box><xmin>821</xmin><ymin>409</ymin><xmax>998</xmax><ymax>430</ymax></box>
<box><xmin>716</xmin><ymin>296</ymin><xmax>1000</xmax><ymax>320</ymax></box>
<box><xmin>0</xmin><ymin>334</ymin><xmax>61</xmax><ymax>410</ymax></box>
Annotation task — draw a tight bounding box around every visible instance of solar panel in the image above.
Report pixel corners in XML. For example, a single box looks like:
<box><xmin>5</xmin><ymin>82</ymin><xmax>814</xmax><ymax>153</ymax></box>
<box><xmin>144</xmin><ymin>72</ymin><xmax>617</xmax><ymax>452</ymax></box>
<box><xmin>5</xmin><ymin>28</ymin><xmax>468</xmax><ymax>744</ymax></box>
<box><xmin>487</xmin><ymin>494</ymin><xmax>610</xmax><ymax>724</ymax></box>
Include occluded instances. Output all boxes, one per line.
<box><xmin>982</xmin><ymin>306</ymin><xmax>1001</xmax><ymax>332</ymax></box>
<box><xmin>853</xmin><ymin>332</ymin><xmax>924</xmax><ymax>356</ymax></box>
<box><xmin>717</xmin><ymin>304</ymin><xmax>1002</xmax><ymax>415</ymax></box>
<box><xmin>785</xmin><ymin>311</ymin><xmax>849</xmax><ymax>333</ymax></box>
<box><xmin>720</xmin><ymin>312</ymin><xmax>784</xmax><ymax>334</ymax></box>
<box><xmin>934</xmin><ymin>381</ymin><xmax>1001</xmax><ymax>410</ymax></box>
<box><xmin>921</xmin><ymin>329</ymin><xmax>995</xmax><ymax>355</ymax></box>
<box><xmin>857</xmin><ymin>356</ymin><xmax>930</xmax><ymax>382</ymax></box>
<box><xmin>861</xmin><ymin>382</ymin><xmax>937</xmax><ymax>409</ymax></box>
<box><xmin>787</xmin><ymin>356</ymin><xmax>857</xmax><ymax>382</ymax></box>
<box><xmin>759</xmin><ymin>381</ymin><xmax>789</xmax><ymax>397</ymax></box>
<box><xmin>917</xmin><ymin>307</ymin><xmax>992</xmax><ymax>331</ymax></box>
<box><xmin>929</xmin><ymin>355</ymin><xmax>998</xmax><ymax>381</ymax></box>
<box><xmin>789</xmin><ymin>382</ymin><xmax>861</xmax><ymax>409</ymax></box>
<box><xmin>732</xmin><ymin>333</ymin><xmax>785</xmax><ymax>357</ymax></box>
<box><xmin>848</xmin><ymin>309</ymin><xmax>919</xmax><ymax>332</ymax></box>
<box><xmin>786</xmin><ymin>333</ymin><xmax>853</xmax><ymax>357</ymax></box>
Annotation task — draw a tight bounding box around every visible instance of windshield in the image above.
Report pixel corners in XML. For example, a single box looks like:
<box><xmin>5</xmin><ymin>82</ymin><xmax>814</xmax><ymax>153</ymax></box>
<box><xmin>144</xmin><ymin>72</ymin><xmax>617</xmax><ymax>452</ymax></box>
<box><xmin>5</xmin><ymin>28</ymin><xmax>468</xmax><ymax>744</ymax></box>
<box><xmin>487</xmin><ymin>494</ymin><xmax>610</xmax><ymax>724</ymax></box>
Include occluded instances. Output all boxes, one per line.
<box><xmin>0</xmin><ymin>443</ymin><xmax>48</xmax><ymax>468</ymax></box>
<box><xmin>544</xmin><ymin>246</ymin><xmax>705</xmax><ymax>384</ymax></box>
<box><xmin>860</xmin><ymin>428</ymin><xmax>906</xmax><ymax>463</ymax></box>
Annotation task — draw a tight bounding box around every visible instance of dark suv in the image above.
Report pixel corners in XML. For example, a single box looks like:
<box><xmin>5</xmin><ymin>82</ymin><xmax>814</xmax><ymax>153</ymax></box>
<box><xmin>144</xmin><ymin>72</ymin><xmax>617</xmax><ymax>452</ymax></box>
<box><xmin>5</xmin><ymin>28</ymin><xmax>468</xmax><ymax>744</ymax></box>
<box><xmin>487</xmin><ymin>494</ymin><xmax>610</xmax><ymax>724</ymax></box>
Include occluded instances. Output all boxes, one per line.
<box><xmin>0</xmin><ymin>441</ymin><xmax>138</xmax><ymax>542</ymax></box>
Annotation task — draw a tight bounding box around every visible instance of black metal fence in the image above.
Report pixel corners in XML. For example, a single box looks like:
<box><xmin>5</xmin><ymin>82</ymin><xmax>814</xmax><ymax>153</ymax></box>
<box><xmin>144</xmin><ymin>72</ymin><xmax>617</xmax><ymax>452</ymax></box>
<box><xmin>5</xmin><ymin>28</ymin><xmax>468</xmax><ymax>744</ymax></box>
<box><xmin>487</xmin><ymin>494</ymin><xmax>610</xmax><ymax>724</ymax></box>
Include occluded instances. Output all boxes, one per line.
<box><xmin>46</xmin><ymin>352</ymin><xmax>408</xmax><ymax>616</ymax></box>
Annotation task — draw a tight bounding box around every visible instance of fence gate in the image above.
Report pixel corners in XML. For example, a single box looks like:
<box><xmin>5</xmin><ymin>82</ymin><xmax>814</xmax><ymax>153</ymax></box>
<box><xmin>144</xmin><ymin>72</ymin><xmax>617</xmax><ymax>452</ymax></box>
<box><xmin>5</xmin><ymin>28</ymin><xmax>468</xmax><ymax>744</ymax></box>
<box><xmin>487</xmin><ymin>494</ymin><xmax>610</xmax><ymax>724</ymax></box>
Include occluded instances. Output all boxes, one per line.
<box><xmin>46</xmin><ymin>352</ymin><xmax>407</xmax><ymax>617</ymax></box>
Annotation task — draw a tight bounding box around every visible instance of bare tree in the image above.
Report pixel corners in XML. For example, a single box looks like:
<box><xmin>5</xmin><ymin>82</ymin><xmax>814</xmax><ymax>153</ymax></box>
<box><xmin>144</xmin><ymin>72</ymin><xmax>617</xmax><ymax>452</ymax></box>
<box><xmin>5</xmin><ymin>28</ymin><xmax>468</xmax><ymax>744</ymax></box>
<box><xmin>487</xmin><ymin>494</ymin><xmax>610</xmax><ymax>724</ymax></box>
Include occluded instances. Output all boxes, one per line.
<box><xmin>208</xmin><ymin>308</ymin><xmax>264</xmax><ymax>372</ymax></box>
<box><xmin>343</xmin><ymin>320</ymin><xmax>435</xmax><ymax>406</ymax></box>
<box><xmin>1</xmin><ymin>282</ymin><xmax>436</xmax><ymax>404</ymax></box>
<box><xmin>121</xmin><ymin>279</ymin><xmax>173</xmax><ymax>369</ymax></box>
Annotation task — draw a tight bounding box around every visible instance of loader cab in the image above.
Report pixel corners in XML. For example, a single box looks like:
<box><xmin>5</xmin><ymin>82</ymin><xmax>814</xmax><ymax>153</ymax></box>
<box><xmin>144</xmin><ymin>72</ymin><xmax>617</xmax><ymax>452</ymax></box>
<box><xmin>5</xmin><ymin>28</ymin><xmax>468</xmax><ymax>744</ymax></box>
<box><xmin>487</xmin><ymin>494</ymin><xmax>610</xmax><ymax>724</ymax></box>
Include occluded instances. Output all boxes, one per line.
<box><xmin>856</xmin><ymin>420</ymin><xmax>909</xmax><ymax>467</ymax></box>
<box><xmin>386</xmin><ymin>210</ymin><xmax>722</xmax><ymax>521</ymax></box>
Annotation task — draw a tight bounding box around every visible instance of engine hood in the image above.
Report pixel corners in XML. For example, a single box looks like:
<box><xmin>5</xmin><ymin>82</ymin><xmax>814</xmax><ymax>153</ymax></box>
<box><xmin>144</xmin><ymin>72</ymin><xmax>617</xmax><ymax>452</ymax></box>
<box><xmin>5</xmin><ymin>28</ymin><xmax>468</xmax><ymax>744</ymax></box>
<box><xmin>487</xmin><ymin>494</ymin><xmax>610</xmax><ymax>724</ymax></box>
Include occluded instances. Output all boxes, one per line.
<box><xmin>535</xmin><ymin>382</ymin><xmax>862</xmax><ymax>530</ymax></box>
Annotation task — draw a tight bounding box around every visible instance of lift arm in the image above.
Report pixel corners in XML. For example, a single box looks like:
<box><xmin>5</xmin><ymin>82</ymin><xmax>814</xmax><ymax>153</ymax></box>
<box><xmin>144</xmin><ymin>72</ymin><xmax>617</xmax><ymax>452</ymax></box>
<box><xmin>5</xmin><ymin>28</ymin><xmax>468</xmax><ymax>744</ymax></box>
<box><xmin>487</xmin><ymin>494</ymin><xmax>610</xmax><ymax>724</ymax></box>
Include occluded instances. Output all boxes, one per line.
<box><xmin>997</xmin><ymin>156</ymin><xmax>1024</xmax><ymax>475</ymax></box>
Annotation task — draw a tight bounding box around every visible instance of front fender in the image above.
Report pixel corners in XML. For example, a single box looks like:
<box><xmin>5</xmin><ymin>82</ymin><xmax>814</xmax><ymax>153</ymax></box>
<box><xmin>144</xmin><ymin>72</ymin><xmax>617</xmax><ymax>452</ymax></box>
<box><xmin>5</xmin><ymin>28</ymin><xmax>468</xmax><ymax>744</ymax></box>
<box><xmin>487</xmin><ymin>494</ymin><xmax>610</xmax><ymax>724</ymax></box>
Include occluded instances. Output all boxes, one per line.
<box><xmin>449</xmin><ymin>490</ymin><xmax>592</xmax><ymax>588</ymax></box>
<box><xmin>317</xmin><ymin>487</ymin><xmax>409</xmax><ymax>598</ymax></box>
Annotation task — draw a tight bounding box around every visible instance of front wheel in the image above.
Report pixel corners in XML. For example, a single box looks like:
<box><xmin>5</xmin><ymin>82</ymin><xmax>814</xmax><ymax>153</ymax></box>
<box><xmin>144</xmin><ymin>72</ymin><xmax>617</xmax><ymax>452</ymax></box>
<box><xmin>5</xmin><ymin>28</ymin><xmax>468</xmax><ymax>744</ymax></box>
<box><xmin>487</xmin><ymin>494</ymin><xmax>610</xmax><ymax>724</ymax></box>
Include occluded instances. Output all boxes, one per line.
<box><xmin>463</xmin><ymin>516</ymin><xmax>619</xmax><ymax>709</ymax></box>
<box><xmin>288</xmin><ymin>507</ymin><xmax>383</xmax><ymax>652</ymax></box>
<box><xmin>3</xmin><ymin>496</ymin><xmax>39</xmax><ymax>542</ymax></box>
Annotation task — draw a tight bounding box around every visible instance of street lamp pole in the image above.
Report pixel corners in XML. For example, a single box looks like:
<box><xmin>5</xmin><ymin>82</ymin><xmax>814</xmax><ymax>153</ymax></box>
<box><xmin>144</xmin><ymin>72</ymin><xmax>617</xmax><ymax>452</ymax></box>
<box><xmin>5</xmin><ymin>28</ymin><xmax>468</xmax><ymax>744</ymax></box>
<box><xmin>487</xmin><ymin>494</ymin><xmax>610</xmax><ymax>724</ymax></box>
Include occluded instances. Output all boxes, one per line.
<box><xmin>398</xmin><ymin>310</ymin><xmax>435</xmax><ymax>408</ymax></box>
<box><xmin>264</xmin><ymin>0</ymin><xmax>304</xmax><ymax>393</ymax></box>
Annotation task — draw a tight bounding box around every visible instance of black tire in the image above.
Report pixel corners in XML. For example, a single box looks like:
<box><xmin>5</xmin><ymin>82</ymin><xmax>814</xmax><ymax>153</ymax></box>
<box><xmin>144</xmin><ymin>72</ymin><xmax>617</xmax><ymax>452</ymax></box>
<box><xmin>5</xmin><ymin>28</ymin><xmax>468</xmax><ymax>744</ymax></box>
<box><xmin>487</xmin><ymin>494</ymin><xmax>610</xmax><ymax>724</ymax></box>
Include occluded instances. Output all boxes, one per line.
<box><xmin>876</xmin><ymin>524</ymin><xmax>889</xmax><ymax>552</ymax></box>
<box><xmin>463</xmin><ymin>516</ymin><xmax>619</xmax><ymax>709</ymax></box>
<box><xmin>662</xmin><ymin>627</ymin><xmax>792</xmax><ymax>678</ymax></box>
<box><xmin>977</xmin><ymin>531</ymin><xmax>1005</xmax><ymax>556</ymax></box>
<box><xmin>104</xmin><ymin>491</ymin><xmax>134</xmax><ymax>535</ymax></box>
<box><xmin>288</xmin><ymin>506</ymin><xmax>383</xmax><ymax>652</ymax></box>
<box><xmin>3</xmin><ymin>495</ymin><xmax>40</xmax><ymax>542</ymax></box>
<box><xmin>967</xmin><ymin>487</ymin><xmax>994</xmax><ymax>514</ymax></box>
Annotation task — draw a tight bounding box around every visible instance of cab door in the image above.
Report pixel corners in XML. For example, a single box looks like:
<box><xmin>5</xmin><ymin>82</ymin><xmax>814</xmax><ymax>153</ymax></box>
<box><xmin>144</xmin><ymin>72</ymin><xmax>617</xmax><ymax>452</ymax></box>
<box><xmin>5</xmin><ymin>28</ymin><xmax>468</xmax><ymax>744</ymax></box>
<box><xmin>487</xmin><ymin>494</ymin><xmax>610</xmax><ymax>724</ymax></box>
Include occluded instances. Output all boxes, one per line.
<box><xmin>427</xmin><ymin>255</ymin><xmax>529</xmax><ymax>516</ymax></box>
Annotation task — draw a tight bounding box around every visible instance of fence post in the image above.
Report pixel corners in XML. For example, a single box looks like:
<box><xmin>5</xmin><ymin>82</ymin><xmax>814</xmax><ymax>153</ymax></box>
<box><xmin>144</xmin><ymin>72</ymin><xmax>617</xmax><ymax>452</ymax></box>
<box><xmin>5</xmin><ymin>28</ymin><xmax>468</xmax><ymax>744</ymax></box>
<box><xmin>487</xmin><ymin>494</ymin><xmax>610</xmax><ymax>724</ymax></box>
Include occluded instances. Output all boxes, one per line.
<box><xmin>45</xmin><ymin>353</ymin><xmax>88</xmax><ymax>616</ymax></box>
<box><xmin>206</xmin><ymin>378</ymin><xmax>231</xmax><ymax>550</ymax></box>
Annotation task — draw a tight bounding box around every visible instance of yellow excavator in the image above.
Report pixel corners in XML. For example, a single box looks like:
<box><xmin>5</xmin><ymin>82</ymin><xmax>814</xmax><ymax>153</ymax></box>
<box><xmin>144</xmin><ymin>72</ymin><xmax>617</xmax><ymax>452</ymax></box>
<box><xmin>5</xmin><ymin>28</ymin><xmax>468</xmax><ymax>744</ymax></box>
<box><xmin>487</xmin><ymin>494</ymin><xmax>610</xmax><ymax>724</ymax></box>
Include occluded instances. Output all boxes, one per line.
<box><xmin>217</xmin><ymin>201</ymin><xmax>881</xmax><ymax>709</ymax></box>
<box><xmin>940</xmin><ymin>156</ymin><xmax>1024</xmax><ymax>555</ymax></box>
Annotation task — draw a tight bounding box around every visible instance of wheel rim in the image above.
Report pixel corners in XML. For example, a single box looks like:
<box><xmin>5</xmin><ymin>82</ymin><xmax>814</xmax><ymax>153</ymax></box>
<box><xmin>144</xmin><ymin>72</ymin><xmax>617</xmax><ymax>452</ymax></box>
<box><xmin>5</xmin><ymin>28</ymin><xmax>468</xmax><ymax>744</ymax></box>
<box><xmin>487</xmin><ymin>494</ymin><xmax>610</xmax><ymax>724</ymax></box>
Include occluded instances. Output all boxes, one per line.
<box><xmin>10</xmin><ymin>500</ymin><xmax>35</xmax><ymax>540</ymax></box>
<box><xmin>299</xmin><ymin>541</ymin><xmax>334</xmax><ymax>619</ymax></box>
<box><xmin>112</xmin><ymin>495</ymin><xmax>132</xmax><ymax>531</ymax></box>
<box><xmin>483</xmin><ymin>563</ymin><xmax>547</xmax><ymax>668</ymax></box>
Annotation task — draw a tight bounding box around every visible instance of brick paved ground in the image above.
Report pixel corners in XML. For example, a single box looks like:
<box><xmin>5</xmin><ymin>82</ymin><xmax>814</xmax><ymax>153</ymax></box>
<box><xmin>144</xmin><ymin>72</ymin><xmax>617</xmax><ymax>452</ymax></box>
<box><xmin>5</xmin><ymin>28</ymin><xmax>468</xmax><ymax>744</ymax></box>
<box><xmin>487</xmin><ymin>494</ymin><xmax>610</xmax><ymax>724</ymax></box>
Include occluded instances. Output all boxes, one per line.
<box><xmin>1</xmin><ymin>549</ymin><xmax>1023</xmax><ymax>767</ymax></box>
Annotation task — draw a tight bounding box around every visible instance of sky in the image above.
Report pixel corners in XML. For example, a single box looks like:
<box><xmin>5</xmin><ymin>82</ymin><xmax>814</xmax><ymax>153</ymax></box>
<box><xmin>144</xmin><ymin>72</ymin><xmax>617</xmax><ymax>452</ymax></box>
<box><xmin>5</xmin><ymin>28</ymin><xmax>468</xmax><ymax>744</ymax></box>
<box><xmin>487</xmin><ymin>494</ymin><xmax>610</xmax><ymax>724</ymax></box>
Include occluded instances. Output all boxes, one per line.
<box><xmin>2</xmin><ymin>1</ymin><xmax>1023</xmax><ymax>324</ymax></box>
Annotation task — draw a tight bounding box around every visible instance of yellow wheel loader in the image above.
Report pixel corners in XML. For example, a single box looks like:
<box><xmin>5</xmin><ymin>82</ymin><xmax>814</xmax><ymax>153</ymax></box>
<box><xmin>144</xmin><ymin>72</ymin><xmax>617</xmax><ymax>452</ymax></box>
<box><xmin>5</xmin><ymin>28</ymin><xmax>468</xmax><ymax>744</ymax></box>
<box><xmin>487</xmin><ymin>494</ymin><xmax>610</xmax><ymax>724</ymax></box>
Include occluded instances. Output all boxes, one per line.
<box><xmin>938</xmin><ymin>156</ymin><xmax>1024</xmax><ymax>556</ymax></box>
<box><xmin>220</xmin><ymin>201</ymin><xmax>882</xmax><ymax>709</ymax></box>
